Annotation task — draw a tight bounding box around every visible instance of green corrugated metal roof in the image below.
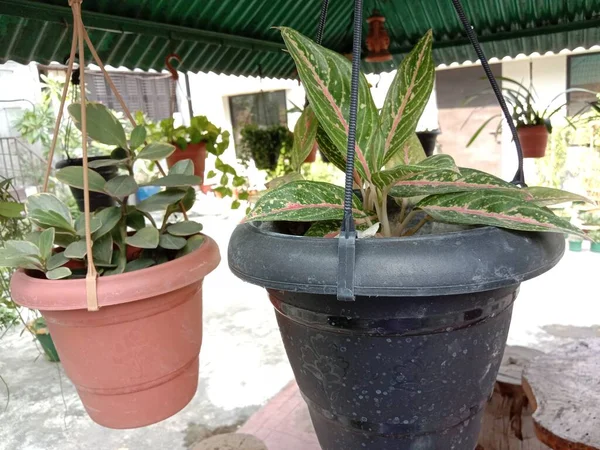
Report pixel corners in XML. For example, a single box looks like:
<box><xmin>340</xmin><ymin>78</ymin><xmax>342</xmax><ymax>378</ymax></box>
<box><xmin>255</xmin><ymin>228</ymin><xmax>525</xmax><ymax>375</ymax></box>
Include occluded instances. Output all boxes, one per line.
<box><xmin>1</xmin><ymin>0</ymin><xmax>600</xmax><ymax>77</ymax></box>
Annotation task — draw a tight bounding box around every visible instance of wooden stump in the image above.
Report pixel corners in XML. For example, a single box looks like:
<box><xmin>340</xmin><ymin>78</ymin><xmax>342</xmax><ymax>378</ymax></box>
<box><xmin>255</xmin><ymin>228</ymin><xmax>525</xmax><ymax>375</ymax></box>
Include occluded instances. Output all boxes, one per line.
<box><xmin>192</xmin><ymin>433</ymin><xmax>268</xmax><ymax>450</ymax></box>
<box><xmin>523</xmin><ymin>340</ymin><xmax>600</xmax><ymax>450</ymax></box>
<box><xmin>477</xmin><ymin>346</ymin><xmax>550</xmax><ymax>450</ymax></box>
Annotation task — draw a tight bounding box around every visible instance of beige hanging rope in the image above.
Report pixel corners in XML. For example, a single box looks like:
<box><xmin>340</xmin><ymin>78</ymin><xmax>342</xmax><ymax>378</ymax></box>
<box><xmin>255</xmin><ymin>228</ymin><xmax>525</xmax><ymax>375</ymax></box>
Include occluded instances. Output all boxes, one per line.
<box><xmin>42</xmin><ymin>0</ymin><xmax>190</xmax><ymax>312</ymax></box>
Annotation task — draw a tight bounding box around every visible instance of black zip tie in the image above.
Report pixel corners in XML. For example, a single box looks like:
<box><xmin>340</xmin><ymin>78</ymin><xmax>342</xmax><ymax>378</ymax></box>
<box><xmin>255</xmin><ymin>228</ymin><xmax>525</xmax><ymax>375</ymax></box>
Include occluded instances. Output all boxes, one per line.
<box><xmin>337</xmin><ymin>0</ymin><xmax>363</xmax><ymax>302</ymax></box>
<box><xmin>450</xmin><ymin>0</ymin><xmax>526</xmax><ymax>186</ymax></box>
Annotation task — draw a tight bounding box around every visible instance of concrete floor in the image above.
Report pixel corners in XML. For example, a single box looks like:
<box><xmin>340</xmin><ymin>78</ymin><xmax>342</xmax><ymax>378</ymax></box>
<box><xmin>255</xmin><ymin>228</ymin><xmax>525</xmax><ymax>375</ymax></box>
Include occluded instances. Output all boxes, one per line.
<box><xmin>0</xmin><ymin>200</ymin><xmax>598</xmax><ymax>450</ymax></box>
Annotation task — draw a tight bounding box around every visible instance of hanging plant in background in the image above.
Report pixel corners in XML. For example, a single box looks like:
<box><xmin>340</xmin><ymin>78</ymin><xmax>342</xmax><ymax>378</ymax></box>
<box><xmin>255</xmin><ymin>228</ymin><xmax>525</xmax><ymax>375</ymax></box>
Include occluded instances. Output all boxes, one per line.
<box><xmin>240</xmin><ymin>124</ymin><xmax>294</xmax><ymax>173</ymax></box>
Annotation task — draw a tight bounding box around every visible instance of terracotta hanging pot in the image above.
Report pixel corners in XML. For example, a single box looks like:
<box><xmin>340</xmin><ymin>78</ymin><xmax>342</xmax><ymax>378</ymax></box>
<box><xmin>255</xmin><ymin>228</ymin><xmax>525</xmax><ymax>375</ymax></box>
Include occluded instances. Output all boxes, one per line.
<box><xmin>11</xmin><ymin>236</ymin><xmax>220</xmax><ymax>429</ymax></box>
<box><xmin>517</xmin><ymin>125</ymin><xmax>549</xmax><ymax>158</ymax></box>
<box><xmin>167</xmin><ymin>142</ymin><xmax>207</xmax><ymax>183</ymax></box>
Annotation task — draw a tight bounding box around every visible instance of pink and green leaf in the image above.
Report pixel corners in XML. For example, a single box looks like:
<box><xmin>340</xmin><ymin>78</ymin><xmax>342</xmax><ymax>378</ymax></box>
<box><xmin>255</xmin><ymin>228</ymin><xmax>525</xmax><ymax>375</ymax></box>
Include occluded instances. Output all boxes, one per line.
<box><xmin>279</xmin><ymin>27</ymin><xmax>378</xmax><ymax>181</ymax></box>
<box><xmin>379</xmin><ymin>31</ymin><xmax>435</xmax><ymax>168</ymax></box>
<box><xmin>416</xmin><ymin>191</ymin><xmax>586</xmax><ymax>237</ymax></box>
<box><xmin>291</xmin><ymin>105</ymin><xmax>319</xmax><ymax>170</ymax></box>
<box><xmin>384</xmin><ymin>133</ymin><xmax>426</xmax><ymax>169</ymax></box>
<box><xmin>389</xmin><ymin>167</ymin><xmax>523</xmax><ymax>198</ymax></box>
<box><xmin>245</xmin><ymin>180</ymin><xmax>367</xmax><ymax>223</ymax></box>
<box><xmin>524</xmin><ymin>186</ymin><xmax>596</xmax><ymax>206</ymax></box>
<box><xmin>372</xmin><ymin>154</ymin><xmax>459</xmax><ymax>189</ymax></box>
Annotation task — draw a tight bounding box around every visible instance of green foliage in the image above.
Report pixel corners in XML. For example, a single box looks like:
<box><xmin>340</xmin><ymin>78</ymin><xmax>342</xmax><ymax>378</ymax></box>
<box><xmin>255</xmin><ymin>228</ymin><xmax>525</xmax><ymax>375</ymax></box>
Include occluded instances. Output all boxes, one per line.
<box><xmin>0</xmin><ymin>104</ymin><xmax>207</xmax><ymax>280</ymax></box>
<box><xmin>240</xmin><ymin>124</ymin><xmax>294</xmax><ymax>176</ymax></box>
<box><xmin>244</xmin><ymin>28</ymin><xmax>590</xmax><ymax>239</ymax></box>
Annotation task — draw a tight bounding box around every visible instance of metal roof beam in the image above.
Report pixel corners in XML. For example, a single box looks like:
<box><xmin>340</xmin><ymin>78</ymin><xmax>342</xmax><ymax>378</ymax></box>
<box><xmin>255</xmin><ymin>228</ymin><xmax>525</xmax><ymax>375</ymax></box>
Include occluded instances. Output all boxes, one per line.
<box><xmin>0</xmin><ymin>0</ymin><xmax>285</xmax><ymax>53</ymax></box>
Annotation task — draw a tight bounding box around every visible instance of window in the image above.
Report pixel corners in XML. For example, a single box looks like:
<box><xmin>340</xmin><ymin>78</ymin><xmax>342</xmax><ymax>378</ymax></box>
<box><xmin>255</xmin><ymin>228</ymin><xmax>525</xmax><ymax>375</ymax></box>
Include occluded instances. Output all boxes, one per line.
<box><xmin>86</xmin><ymin>71</ymin><xmax>176</xmax><ymax>121</ymax></box>
<box><xmin>229</xmin><ymin>90</ymin><xmax>287</xmax><ymax>157</ymax></box>
<box><xmin>567</xmin><ymin>53</ymin><xmax>600</xmax><ymax>116</ymax></box>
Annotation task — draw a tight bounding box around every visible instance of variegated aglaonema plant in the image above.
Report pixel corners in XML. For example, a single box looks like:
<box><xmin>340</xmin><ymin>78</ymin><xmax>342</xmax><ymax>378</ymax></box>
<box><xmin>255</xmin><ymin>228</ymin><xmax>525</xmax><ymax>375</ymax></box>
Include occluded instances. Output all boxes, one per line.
<box><xmin>0</xmin><ymin>103</ymin><xmax>205</xmax><ymax>280</ymax></box>
<box><xmin>245</xmin><ymin>28</ymin><xmax>592</xmax><ymax>239</ymax></box>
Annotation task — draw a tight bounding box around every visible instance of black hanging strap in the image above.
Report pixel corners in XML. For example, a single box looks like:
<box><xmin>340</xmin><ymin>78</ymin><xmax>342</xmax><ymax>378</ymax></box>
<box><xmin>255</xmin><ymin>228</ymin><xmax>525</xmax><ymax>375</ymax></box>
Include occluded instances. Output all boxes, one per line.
<box><xmin>316</xmin><ymin>0</ymin><xmax>330</xmax><ymax>45</ymax></box>
<box><xmin>337</xmin><ymin>0</ymin><xmax>364</xmax><ymax>302</ymax></box>
<box><xmin>450</xmin><ymin>0</ymin><xmax>526</xmax><ymax>186</ymax></box>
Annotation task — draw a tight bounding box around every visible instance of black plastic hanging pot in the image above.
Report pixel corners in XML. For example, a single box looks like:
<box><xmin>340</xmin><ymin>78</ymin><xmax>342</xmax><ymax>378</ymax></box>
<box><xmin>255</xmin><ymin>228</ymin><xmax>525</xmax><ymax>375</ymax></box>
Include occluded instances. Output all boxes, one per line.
<box><xmin>416</xmin><ymin>130</ymin><xmax>441</xmax><ymax>157</ymax></box>
<box><xmin>55</xmin><ymin>157</ymin><xmax>118</xmax><ymax>212</ymax></box>
<box><xmin>228</xmin><ymin>223</ymin><xmax>564</xmax><ymax>449</ymax></box>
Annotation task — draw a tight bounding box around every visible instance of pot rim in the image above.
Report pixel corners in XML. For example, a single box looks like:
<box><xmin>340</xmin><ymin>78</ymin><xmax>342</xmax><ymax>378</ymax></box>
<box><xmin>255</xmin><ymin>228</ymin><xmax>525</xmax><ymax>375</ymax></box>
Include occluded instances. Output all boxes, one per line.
<box><xmin>11</xmin><ymin>234</ymin><xmax>220</xmax><ymax>311</ymax></box>
<box><xmin>228</xmin><ymin>222</ymin><xmax>565</xmax><ymax>296</ymax></box>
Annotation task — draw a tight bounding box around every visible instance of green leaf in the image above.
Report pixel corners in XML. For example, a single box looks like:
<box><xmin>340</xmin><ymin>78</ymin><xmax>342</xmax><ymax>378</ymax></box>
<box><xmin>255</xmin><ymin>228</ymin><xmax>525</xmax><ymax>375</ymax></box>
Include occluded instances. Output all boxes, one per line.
<box><xmin>466</xmin><ymin>114</ymin><xmax>502</xmax><ymax>147</ymax></box>
<box><xmin>88</xmin><ymin>158</ymin><xmax>127</xmax><ymax>169</ymax></box>
<box><xmin>165</xmin><ymin>187</ymin><xmax>196</xmax><ymax>215</ymax></box>
<box><xmin>215</xmin><ymin>158</ymin><xmax>237</xmax><ymax>175</ymax></box>
<box><xmin>388</xmin><ymin>167</ymin><xmax>523</xmax><ymax>199</ymax></box>
<box><xmin>384</xmin><ymin>133</ymin><xmax>426</xmax><ymax>169</ymax></box>
<box><xmin>104</xmin><ymin>175</ymin><xmax>138</xmax><ymax>198</ymax></box>
<box><xmin>125</xmin><ymin>227</ymin><xmax>159</xmax><ymax>249</ymax></box>
<box><xmin>137</xmin><ymin>143</ymin><xmax>176</xmax><ymax>161</ymax></box>
<box><xmin>143</xmin><ymin>174</ymin><xmax>201</xmax><ymax>187</ymax></box>
<box><xmin>4</xmin><ymin>240</ymin><xmax>40</xmax><ymax>257</ymax></box>
<box><xmin>380</xmin><ymin>31</ymin><xmax>435</xmax><ymax>168</ymax></box>
<box><xmin>46</xmin><ymin>267</ymin><xmax>72</xmax><ymax>280</ymax></box>
<box><xmin>136</xmin><ymin>190</ymin><xmax>187</xmax><ymax>213</ymax></box>
<box><xmin>47</xmin><ymin>252</ymin><xmax>69</xmax><ymax>271</ymax></box>
<box><xmin>372</xmin><ymin>154</ymin><xmax>459</xmax><ymax>189</ymax></box>
<box><xmin>0</xmin><ymin>250</ymin><xmax>43</xmax><ymax>270</ymax></box>
<box><xmin>265</xmin><ymin>173</ymin><xmax>304</xmax><ymax>190</ymax></box>
<box><xmin>126</xmin><ymin>208</ymin><xmax>146</xmax><ymax>230</ymax></box>
<box><xmin>245</xmin><ymin>180</ymin><xmax>368</xmax><ymax>222</ymax></box>
<box><xmin>75</xmin><ymin>215</ymin><xmax>102</xmax><ymax>237</ymax></box>
<box><xmin>67</xmin><ymin>102</ymin><xmax>127</xmax><ymax>148</ymax></box>
<box><xmin>0</xmin><ymin>201</ymin><xmax>24</xmax><ymax>218</ymax></box>
<box><xmin>292</xmin><ymin>105</ymin><xmax>318</xmax><ymax>170</ymax></box>
<box><xmin>525</xmin><ymin>186</ymin><xmax>596</xmax><ymax>206</ymax></box>
<box><xmin>416</xmin><ymin>191</ymin><xmax>587</xmax><ymax>238</ymax></box>
<box><xmin>206</xmin><ymin>170</ymin><xmax>217</xmax><ymax>179</ymax></box>
<box><xmin>54</xmin><ymin>233</ymin><xmax>77</xmax><ymax>248</ymax></box>
<box><xmin>304</xmin><ymin>220</ymin><xmax>342</xmax><ymax>237</ymax></box>
<box><xmin>92</xmin><ymin>207</ymin><xmax>121</xmax><ymax>239</ymax></box>
<box><xmin>167</xmin><ymin>220</ymin><xmax>203</xmax><ymax>236</ymax></box>
<box><xmin>176</xmin><ymin>235</ymin><xmax>205</xmax><ymax>258</ymax></box>
<box><xmin>168</xmin><ymin>159</ymin><xmax>194</xmax><ymax>176</ymax></box>
<box><xmin>64</xmin><ymin>240</ymin><xmax>87</xmax><ymax>259</ymax></box>
<box><xmin>315</xmin><ymin>127</ymin><xmax>348</xmax><ymax>174</ymax></box>
<box><xmin>26</xmin><ymin>194</ymin><xmax>73</xmax><ymax>231</ymax></box>
<box><xmin>279</xmin><ymin>27</ymin><xmax>378</xmax><ymax>181</ymax></box>
<box><xmin>159</xmin><ymin>233</ymin><xmax>187</xmax><ymax>250</ymax></box>
<box><xmin>231</xmin><ymin>200</ymin><xmax>241</xmax><ymax>209</ymax></box>
<box><xmin>130</xmin><ymin>125</ymin><xmax>147</xmax><ymax>149</ymax></box>
<box><xmin>38</xmin><ymin>228</ymin><xmax>55</xmax><ymax>261</ymax></box>
<box><xmin>93</xmin><ymin>233</ymin><xmax>113</xmax><ymax>265</ymax></box>
<box><xmin>56</xmin><ymin>166</ymin><xmax>107</xmax><ymax>193</ymax></box>
<box><xmin>125</xmin><ymin>258</ymin><xmax>156</xmax><ymax>273</ymax></box>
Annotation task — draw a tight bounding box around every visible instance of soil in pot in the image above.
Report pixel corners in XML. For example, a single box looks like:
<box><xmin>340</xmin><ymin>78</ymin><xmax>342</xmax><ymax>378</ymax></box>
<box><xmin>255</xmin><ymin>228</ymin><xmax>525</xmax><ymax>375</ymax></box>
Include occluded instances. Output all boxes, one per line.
<box><xmin>517</xmin><ymin>125</ymin><xmax>549</xmax><ymax>158</ymax></box>
<box><xmin>11</xmin><ymin>235</ymin><xmax>221</xmax><ymax>429</ymax></box>
<box><xmin>55</xmin><ymin>157</ymin><xmax>118</xmax><ymax>212</ymax></box>
<box><xmin>167</xmin><ymin>142</ymin><xmax>207</xmax><ymax>183</ymax></box>
<box><xmin>416</xmin><ymin>130</ymin><xmax>440</xmax><ymax>157</ymax></box>
<box><xmin>228</xmin><ymin>223</ymin><xmax>564</xmax><ymax>450</ymax></box>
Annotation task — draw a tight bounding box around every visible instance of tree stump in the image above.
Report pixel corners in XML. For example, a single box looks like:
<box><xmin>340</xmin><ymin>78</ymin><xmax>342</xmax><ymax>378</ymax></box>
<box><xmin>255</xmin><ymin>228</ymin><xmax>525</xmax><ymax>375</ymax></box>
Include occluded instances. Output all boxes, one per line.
<box><xmin>192</xmin><ymin>433</ymin><xmax>267</xmax><ymax>450</ymax></box>
<box><xmin>523</xmin><ymin>340</ymin><xmax>600</xmax><ymax>450</ymax></box>
<box><xmin>477</xmin><ymin>346</ymin><xmax>550</xmax><ymax>450</ymax></box>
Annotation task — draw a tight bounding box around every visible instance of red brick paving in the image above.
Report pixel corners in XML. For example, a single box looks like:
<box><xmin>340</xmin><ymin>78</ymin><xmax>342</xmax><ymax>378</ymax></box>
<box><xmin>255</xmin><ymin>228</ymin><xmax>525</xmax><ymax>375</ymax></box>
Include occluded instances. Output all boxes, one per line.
<box><xmin>238</xmin><ymin>381</ymin><xmax>321</xmax><ymax>450</ymax></box>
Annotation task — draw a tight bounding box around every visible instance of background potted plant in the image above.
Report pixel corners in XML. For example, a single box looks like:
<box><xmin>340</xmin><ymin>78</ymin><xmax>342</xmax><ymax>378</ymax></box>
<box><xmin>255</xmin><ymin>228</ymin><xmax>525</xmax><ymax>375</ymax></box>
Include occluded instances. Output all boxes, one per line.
<box><xmin>465</xmin><ymin>78</ymin><xmax>588</xmax><ymax>158</ymax></box>
<box><xmin>1</xmin><ymin>102</ymin><xmax>220</xmax><ymax>429</ymax></box>
<box><xmin>416</xmin><ymin>127</ymin><xmax>441</xmax><ymax>156</ymax></box>
<box><xmin>228</xmin><ymin>28</ymin><xmax>590</xmax><ymax>449</ymax></box>
<box><xmin>240</xmin><ymin>124</ymin><xmax>294</xmax><ymax>171</ymax></box>
<box><xmin>142</xmin><ymin>114</ymin><xmax>229</xmax><ymax>184</ymax></box>
<box><xmin>16</xmin><ymin>75</ymin><xmax>120</xmax><ymax>211</ymax></box>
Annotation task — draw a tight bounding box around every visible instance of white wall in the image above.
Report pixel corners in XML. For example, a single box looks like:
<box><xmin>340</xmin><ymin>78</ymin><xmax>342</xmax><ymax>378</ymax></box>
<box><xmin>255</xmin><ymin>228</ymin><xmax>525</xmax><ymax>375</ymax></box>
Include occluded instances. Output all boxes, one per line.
<box><xmin>0</xmin><ymin>62</ymin><xmax>41</xmax><ymax>138</ymax></box>
<box><xmin>500</xmin><ymin>54</ymin><xmax>568</xmax><ymax>180</ymax></box>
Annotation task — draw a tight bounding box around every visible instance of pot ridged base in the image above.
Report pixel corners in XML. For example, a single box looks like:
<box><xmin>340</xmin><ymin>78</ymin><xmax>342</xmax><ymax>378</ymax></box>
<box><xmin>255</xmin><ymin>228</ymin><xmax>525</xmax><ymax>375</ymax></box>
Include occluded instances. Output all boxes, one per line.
<box><xmin>42</xmin><ymin>282</ymin><xmax>203</xmax><ymax>429</ymax></box>
<box><xmin>268</xmin><ymin>287</ymin><xmax>515</xmax><ymax>450</ymax></box>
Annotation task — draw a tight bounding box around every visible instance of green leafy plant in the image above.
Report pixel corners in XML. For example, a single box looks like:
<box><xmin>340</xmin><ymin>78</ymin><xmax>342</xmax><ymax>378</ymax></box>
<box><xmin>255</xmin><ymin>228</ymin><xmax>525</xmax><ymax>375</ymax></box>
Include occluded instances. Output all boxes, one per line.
<box><xmin>0</xmin><ymin>177</ymin><xmax>28</xmax><ymax>329</ymax></box>
<box><xmin>240</xmin><ymin>124</ymin><xmax>294</xmax><ymax>175</ymax></box>
<box><xmin>139</xmin><ymin>112</ymin><xmax>248</xmax><ymax>209</ymax></box>
<box><xmin>243</xmin><ymin>28</ymin><xmax>592</xmax><ymax>239</ymax></box>
<box><xmin>464</xmin><ymin>78</ymin><xmax>594</xmax><ymax>147</ymax></box>
<box><xmin>0</xmin><ymin>103</ymin><xmax>207</xmax><ymax>280</ymax></box>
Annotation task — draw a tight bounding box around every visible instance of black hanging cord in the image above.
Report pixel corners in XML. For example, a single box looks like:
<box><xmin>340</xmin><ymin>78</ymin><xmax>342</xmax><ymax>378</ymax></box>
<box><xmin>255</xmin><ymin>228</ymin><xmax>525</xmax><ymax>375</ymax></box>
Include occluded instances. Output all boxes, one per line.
<box><xmin>316</xmin><ymin>0</ymin><xmax>330</xmax><ymax>45</ymax></box>
<box><xmin>337</xmin><ymin>0</ymin><xmax>364</xmax><ymax>302</ymax></box>
<box><xmin>450</xmin><ymin>0</ymin><xmax>526</xmax><ymax>186</ymax></box>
